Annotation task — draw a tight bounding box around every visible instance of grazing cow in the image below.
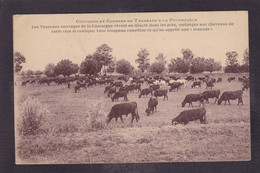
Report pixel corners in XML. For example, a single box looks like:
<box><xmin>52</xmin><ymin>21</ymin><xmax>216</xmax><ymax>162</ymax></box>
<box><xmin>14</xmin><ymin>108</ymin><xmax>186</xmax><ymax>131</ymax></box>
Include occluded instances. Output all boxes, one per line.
<box><xmin>105</xmin><ymin>79</ymin><xmax>114</xmax><ymax>85</ymax></box>
<box><xmin>172</xmin><ymin>108</ymin><xmax>207</xmax><ymax>125</ymax></box>
<box><xmin>56</xmin><ymin>78</ymin><xmax>67</xmax><ymax>85</ymax></box>
<box><xmin>210</xmin><ymin>78</ymin><xmax>216</xmax><ymax>83</ymax></box>
<box><xmin>106</xmin><ymin>102</ymin><xmax>140</xmax><ymax>124</ymax></box>
<box><xmin>238</xmin><ymin>77</ymin><xmax>244</xmax><ymax>82</ymax></box>
<box><xmin>153</xmin><ymin>89</ymin><xmax>168</xmax><ymax>100</ymax></box>
<box><xmin>145</xmin><ymin>97</ymin><xmax>158</xmax><ymax>116</ymax></box>
<box><xmin>107</xmin><ymin>87</ymin><xmax>116</xmax><ymax>97</ymax></box>
<box><xmin>111</xmin><ymin>91</ymin><xmax>128</xmax><ymax>102</ymax></box>
<box><xmin>227</xmin><ymin>77</ymin><xmax>236</xmax><ymax>82</ymax></box>
<box><xmin>242</xmin><ymin>82</ymin><xmax>249</xmax><ymax>91</ymax></box>
<box><xmin>185</xmin><ymin>76</ymin><xmax>194</xmax><ymax>81</ymax></box>
<box><xmin>182</xmin><ymin>94</ymin><xmax>205</xmax><ymax>107</ymax></box>
<box><xmin>87</xmin><ymin>80</ymin><xmax>96</xmax><ymax>87</ymax></box>
<box><xmin>104</xmin><ymin>85</ymin><xmax>112</xmax><ymax>93</ymax></box>
<box><xmin>96</xmin><ymin>80</ymin><xmax>106</xmax><ymax>86</ymax></box>
<box><xmin>136</xmin><ymin>79</ymin><xmax>144</xmax><ymax>85</ymax></box>
<box><xmin>79</xmin><ymin>83</ymin><xmax>87</xmax><ymax>89</ymax></box>
<box><xmin>117</xmin><ymin>76</ymin><xmax>128</xmax><ymax>82</ymax></box>
<box><xmin>113</xmin><ymin>81</ymin><xmax>123</xmax><ymax>88</ymax></box>
<box><xmin>202</xmin><ymin>90</ymin><xmax>221</xmax><ymax>103</ymax></box>
<box><xmin>22</xmin><ymin>81</ymin><xmax>28</xmax><ymax>86</ymax></box>
<box><xmin>197</xmin><ymin>77</ymin><xmax>206</xmax><ymax>82</ymax></box>
<box><xmin>119</xmin><ymin>85</ymin><xmax>129</xmax><ymax>92</ymax></box>
<box><xmin>169</xmin><ymin>82</ymin><xmax>183</xmax><ymax>92</ymax></box>
<box><xmin>38</xmin><ymin>79</ymin><xmax>50</xmax><ymax>86</ymax></box>
<box><xmin>176</xmin><ymin>79</ymin><xmax>186</xmax><ymax>87</ymax></box>
<box><xmin>126</xmin><ymin>84</ymin><xmax>136</xmax><ymax>93</ymax></box>
<box><xmin>206</xmin><ymin>81</ymin><xmax>214</xmax><ymax>89</ymax></box>
<box><xmin>139</xmin><ymin>88</ymin><xmax>153</xmax><ymax>98</ymax></box>
<box><xmin>149</xmin><ymin>84</ymin><xmax>160</xmax><ymax>90</ymax></box>
<box><xmin>218</xmin><ymin>90</ymin><xmax>243</xmax><ymax>105</ymax></box>
<box><xmin>74</xmin><ymin>85</ymin><xmax>80</xmax><ymax>93</ymax></box>
<box><xmin>191</xmin><ymin>81</ymin><xmax>201</xmax><ymax>88</ymax></box>
<box><xmin>170</xmin><ymin>76</ymin><xmax>181</xmax><ymax>81</ymax></box>
<box><xmin>217</xmin><ymin>77</ymin><xmax>222</xmax><ymax>83</ymax></box>
<box><xmin>134</xmin><ymin>84</ymin><xmax>142</xmax><ymax>92</ymax></box>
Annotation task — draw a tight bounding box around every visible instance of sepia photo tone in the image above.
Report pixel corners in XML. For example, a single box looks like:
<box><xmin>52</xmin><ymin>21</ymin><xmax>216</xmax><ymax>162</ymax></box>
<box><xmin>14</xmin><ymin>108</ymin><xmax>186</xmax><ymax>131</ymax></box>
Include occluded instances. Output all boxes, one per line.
<box><xmin>14</xmin><ymin>11</ymin><xmax>250</xmax><ymax>164</ymax></box>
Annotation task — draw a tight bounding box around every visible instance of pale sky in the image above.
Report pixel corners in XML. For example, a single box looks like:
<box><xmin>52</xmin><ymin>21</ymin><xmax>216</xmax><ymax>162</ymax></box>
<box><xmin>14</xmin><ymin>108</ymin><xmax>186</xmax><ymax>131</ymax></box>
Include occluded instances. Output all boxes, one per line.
<box><xmin>13</xmin><ymin>11</ymin><xmax>248</xmax><ymax>71</ymax></box>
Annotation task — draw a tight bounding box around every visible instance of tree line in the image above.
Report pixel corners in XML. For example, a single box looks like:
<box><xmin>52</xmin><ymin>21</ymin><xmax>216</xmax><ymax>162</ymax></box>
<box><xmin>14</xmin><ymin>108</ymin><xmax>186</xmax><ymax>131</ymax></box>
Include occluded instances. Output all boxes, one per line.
<box><xmin>14</xmin><ymin>44</ymin><xmax>249</xmax><ymax>77</ymax></box>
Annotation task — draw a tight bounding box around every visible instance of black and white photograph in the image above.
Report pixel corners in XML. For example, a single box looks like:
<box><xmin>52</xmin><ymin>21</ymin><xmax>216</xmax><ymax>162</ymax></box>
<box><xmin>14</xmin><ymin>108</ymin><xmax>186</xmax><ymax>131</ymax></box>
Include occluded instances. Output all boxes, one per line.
<box><xmin>13</xmin><ymin>11</ymin><xmax>250</xmax><ymax>164</ymax></box>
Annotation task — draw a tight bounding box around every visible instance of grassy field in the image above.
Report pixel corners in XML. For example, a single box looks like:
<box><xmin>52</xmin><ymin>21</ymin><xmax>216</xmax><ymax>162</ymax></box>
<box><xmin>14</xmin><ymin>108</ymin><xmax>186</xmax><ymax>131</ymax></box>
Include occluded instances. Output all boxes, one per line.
<box><xmin>15</xmin><ymin>73</ymin><xmax>250</xmax><ymax>164</ymax></box>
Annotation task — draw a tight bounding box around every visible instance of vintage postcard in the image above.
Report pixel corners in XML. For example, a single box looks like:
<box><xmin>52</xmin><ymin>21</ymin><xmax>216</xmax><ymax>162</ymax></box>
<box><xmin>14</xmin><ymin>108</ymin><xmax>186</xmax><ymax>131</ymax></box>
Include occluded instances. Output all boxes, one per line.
<box><xmin>14</xmin><ymin>11</ymin><xmax>250</xmax><ymax>164</ymax></box>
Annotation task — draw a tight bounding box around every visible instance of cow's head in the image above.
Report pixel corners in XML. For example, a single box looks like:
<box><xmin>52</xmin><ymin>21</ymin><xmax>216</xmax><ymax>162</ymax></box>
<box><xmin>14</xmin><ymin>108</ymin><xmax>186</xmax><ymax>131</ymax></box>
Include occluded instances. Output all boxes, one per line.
<box><xmin>217</xmin><ymin>98</ymin><xmax>222</xmax><ymax>105</ymax></box>
<box><xmin>171</xmin><ymin>119</ymin><xmax>178</xmax><ymax>125</ymax></box>
<box><xmin>145</xmin><ymin>108</ymin><xmax>151</xmax><ymax>116</ymax></box>
<box><xmin>111</xmin><ymin>97</ymin><xmax>115</xmax><ymax>102</ymax></box>
<box><xmin>182</xmin><ymin>102</ymin><xmax>185</xmax><ymax>107</ymax></box>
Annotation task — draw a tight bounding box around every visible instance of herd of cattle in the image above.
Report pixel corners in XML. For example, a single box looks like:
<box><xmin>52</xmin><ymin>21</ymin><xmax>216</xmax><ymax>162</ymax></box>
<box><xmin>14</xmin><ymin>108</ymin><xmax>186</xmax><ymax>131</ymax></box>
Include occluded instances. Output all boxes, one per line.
<box><xmin>20</xmin><ymin>74</ymin><xmax>250</xmax><ymax>126</ymax></box>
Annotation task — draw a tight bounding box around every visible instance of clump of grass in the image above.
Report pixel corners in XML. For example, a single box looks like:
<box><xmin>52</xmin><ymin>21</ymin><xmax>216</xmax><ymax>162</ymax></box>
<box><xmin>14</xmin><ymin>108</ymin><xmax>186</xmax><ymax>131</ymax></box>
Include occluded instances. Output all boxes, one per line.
<box><xmin>18</xmin><ymin>96</ymin><xmax>50</xmax><ymax>136</ymax></box>
<box><xmin>85</xmin><ymin>98</ymin><xmax>106</xmax><ymax>131</ymax></box>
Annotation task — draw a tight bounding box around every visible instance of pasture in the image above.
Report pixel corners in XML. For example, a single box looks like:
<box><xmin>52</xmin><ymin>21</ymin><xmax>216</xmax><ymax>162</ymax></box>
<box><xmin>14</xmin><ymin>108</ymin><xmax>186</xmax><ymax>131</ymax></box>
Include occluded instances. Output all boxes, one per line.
<box><xmin>15</xmin><ymin>73</ymin><xmax>250</xmax><ymax>164</ymax></box>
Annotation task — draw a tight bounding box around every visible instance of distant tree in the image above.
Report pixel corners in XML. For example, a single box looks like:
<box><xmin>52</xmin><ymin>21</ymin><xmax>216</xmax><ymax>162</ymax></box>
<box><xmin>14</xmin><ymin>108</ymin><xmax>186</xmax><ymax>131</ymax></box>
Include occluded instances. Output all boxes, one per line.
<box><xmin>155</xmin><ymin>53</ymin><xmax>167</xmax><ymax>65</ymax></box>
<box><xmin>26</xmin><ymin>70</ymin><xmax>34</xmax><ymax>76</ymax></box>
<box><xmin>14</xmin><ymin>51</ymin><xmax>26</xmax><ymax>74</ymax></box>
<box><xmin>116</xmin><ymin>59</ymin><xmax>133</xmax><ymax>75</ymax></box>
<box><xmin>225</xmin><ymin>51</ymin><xmax>239</xmax><ymax>66</ymax></box>
<box><xmin>93</xmin><ymin>44</ymin><xmax>114</xmax><ymax>75</ymax></box>
<box><xmin>243</xmin><ymin>49</ymin><xmax>249</xmax><ymax>65</ymax></box>
<box><xmin>72</xmin><ymin>63</ymin><xmax>79</xmax><ymax>74</ymax></box>
<box><xmin>190</xmin><ymin>57</ymin><xmax>206</xmax><ymax>74</ymax></box>
<box><xmin>135</xmin><ymin>48</ymin><xmax>150</xmax><ymax>72</ymax></box>
<box><xmin>34</xmin><ymin>70</ymin><xmax>43</xmax><ymax>75</ymax></box>
<box><xmin>106</xmin><ymin>61</ymin><xmax>115</xmax><ymax>74</ymax></box>
<box><xmin>54</xmin><ymin>59</ymin><xmax>78</xmax><ymax>77</ymax></box>
<box><xmin>44</xmin><ymin>63</ymin><xmax>56</xmax><ymax>77</ymax></box>
<box><xmin>20</xmin><ymin>71</ymin><xmax>25</xmax><ymax>76</ymax></box>
<box><xmin>182</xmin><ymin>48</ymin><xmax>194</xmax><ymax>65</ymax></box>
<box><xmin>149</xmin><ymin>62</ymin><xmax>166</xmax><ymax>74</ymax></box>
<box><xmin>168</xmin><ymin>57</ymin><xmax>190</xmax><ymax>74</ymax></box>
<box><xmin>224</xmin><ymin>51</ymin><xmax>239</xmax><ymax>73</ymax></box>
<box><xmin>240</xmin><ymin>49</ymin><xmax>249</xmax><ymax>72</ymax></box>
<box><xmin>80</xmin><ymin>55</ymin><xmax>102</xmax><ymax>75</ymax></box>
<box><xmin>204</xmin><ymin>58</ymin><xmax>222</xmax><ymax>73</ymax></box>
<box><xmin>132</xmin><ymin>68</ymin><xmax>142</xmax><ymax>76</ymax></box>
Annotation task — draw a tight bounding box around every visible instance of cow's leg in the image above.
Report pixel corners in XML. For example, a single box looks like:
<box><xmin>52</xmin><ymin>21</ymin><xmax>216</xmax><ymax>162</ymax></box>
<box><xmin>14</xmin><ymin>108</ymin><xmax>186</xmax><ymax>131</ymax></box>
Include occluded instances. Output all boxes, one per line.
<box><xmin>107</xmin><ymin>117</ymin><xmax>113</xmax><ymax>124</ymax></box>
<box><xmin>228</xmin><ymin>100</ymin><xmax>230</xmax><ymax>105</ymax></box>
<box><xmin>120</xmin><ymin>116</ymin><xmax>124</xmax><ymax>123</ymax></box>
<box><xmin>131</xmin><ymin>113</ymin><xmax>134</xmax><ymax>123</ymax></box>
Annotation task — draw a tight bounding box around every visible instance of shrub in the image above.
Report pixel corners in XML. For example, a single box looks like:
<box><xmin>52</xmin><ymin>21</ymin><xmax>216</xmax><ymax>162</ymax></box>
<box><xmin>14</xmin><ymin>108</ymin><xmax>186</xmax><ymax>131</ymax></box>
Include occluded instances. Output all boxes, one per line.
<box><xmin>18</xmin><ymin>96</ymin><xmax>50</xmax><ymax>135</ymax></box>
<box><xmin>85</xmin><ymin>99</ymin><xmax>106</xmax><ymax>131</ymax></box>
